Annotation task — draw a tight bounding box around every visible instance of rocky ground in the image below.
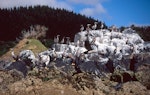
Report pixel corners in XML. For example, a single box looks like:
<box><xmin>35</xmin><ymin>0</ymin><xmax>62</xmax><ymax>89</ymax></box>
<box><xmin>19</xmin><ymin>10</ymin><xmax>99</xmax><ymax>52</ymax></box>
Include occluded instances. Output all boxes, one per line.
<box><xmin>0</xmin><ymin>59</ymin><xmax>150</xmax><ymax>95</ymax></box>
<box><xmin>0</xmin><ymin>37</ymin><xmax>150</xmax><ymax>95</ymax></box>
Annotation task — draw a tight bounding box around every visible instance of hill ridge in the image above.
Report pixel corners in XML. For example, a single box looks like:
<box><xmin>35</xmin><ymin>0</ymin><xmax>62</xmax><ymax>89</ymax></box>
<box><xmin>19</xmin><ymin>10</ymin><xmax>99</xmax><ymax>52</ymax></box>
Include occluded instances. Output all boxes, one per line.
<box><xmin>0</xmin><ymin>5</ymin><xmax>105</xmax><ymax>41</ymax></box>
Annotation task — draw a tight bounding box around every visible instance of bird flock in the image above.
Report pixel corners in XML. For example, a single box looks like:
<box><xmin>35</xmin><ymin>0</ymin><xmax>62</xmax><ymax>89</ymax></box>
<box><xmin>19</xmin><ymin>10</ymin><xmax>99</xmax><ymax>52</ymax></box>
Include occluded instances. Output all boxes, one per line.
<box><xmin>9</xmin><ymin>22</ymin><xmax>146</xmax><ymax>77</ymax></box>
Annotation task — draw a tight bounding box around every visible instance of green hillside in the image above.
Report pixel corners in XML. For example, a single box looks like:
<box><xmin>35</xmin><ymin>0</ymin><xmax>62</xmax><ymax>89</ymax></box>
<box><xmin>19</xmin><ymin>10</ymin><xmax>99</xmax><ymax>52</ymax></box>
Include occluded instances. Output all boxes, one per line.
<box><xmin>0</xmin><ymin>39</ymin><xmax>47</xmax><ymax>61</ymax></box>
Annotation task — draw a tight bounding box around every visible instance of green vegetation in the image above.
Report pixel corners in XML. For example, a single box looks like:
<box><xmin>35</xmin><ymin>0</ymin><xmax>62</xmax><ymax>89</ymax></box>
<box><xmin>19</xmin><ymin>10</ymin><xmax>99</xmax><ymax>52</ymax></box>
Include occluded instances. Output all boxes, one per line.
<box><xmin>0</xmin><ymin>41</ymin><xmax>16</xmax><ymax>56</ymax></box>
<box><xmin>24</xmin><ymin>39</ymin><xmax>48</xmax><ymax>53</ymax></box>
<box><xmin>41</xmin><ymin>39</ymin><xmax>54</xmax><ymax>48</ymax></box>
<box><xmin>0</xmin><ymin>24</ymin><xmax>49</xmax><ymax>56</ymax></box>
<box><xmin>0</xmin><ymin>5</ymin><xmax>149</xmax><ymax>57</ymax></box>
<box><xmin>0</xmin><ymin>39</ymin><xmax>47</xmax><ymax>59</ymax></box>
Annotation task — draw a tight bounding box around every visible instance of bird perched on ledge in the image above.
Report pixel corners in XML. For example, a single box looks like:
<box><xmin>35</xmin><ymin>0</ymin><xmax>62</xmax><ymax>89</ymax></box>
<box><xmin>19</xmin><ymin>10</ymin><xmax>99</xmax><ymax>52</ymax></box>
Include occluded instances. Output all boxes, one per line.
<box><xmin>101</xmin><ymin>22</ymin><xmax>104</xmax><ymax>29</ymax></box>
<box><xmin>60</xmin><ymin>37</ymin><xmax>65</xmax><ymax>44</ymax></box>
<box><xmin>92</xmin><ymin>22</ymin><xmax>98</xmax><ymax>30</ymax></box>
<box><xmin>54</xmin><ymin>35</ymin><xmax>60</xmax><ymax>44</ymax></box>
<box><xmin>66</xmin><ymin>37</ymin><xmax>70</xmax><ymax>45</ymax></box>
<box><xmin>86</xmin><ymin>24</ymin><xmax>91</xmax><ymax>32</ymax></box>
<box><xmin>80</xmin><ymin>24</ymin><xmax>84</xmax><ymax>31</ymax></box>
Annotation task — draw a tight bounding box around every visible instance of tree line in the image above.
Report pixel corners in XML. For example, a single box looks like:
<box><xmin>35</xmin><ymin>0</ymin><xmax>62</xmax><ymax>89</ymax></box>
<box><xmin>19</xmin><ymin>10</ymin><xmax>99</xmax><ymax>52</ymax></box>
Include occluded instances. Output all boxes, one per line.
<box><xmin>0</xmin><ymin>5</ymin><xmax>149</xmax><ymax>42</ymax></box>
<box><xmin>131</xmin><ymin>25</ymin><xmax>150</xmax><ymax>41</ymax></box>
<box><xmin>0</xmin><ymin>5</ymin><xmax>105</xmax><ymax>41</ymax></box>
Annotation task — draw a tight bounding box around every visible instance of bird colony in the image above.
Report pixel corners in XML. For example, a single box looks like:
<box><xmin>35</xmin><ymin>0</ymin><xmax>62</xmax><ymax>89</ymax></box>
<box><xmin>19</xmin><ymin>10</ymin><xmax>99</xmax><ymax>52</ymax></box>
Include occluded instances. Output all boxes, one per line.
<box><xmin>7</xmin><ymin>22</ymin><xmax>146</xmax><ymax>77</ymax></box>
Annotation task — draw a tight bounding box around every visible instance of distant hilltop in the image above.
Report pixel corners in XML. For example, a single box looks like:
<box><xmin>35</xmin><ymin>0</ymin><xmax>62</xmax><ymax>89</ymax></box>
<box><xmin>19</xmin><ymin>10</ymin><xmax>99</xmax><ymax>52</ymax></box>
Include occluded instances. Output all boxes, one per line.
<box><xmin>0</xmin><ymin>5</ymin><xmax>149</xmax><ymax>42</ymax></box>
<box><xmin>0</xmin><ymin>5</ymin><xmax>105</xmax><ymax>41</ymax></box>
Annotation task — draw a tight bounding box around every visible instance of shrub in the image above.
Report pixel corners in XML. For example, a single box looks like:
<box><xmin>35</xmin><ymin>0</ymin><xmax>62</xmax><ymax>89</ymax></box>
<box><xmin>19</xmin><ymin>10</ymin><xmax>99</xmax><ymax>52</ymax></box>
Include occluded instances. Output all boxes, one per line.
<box><xmin>21</xmin><ymin>25</ymin><xmax>48</xmax><ymax>39</ymax></box>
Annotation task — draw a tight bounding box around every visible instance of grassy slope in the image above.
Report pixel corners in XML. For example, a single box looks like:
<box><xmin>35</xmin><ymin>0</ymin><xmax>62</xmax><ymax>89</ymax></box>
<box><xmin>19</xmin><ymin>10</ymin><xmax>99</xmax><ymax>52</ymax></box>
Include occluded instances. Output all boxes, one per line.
<box><xmin>0</xmin><ymin>39</ymin><xmax>47</xmax><ymax>61</ymax></box>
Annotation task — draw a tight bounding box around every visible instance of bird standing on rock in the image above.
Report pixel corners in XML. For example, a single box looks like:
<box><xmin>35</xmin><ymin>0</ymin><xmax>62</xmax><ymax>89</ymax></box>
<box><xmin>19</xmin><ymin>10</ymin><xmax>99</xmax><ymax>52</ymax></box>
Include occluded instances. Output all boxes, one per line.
<box><xmin>56</xmin><ymin>35</ymin><xmax>60</xmax><ymax>43</ymax></box>
<box><xmin>66</xmin><ymin>37</ymin><xmax>70</xmax><ymax>45</ymax></box>
<box><xmin>86</xmin><ymin>24</ymin><xmax>91</xmax><ymax>32</ymax></box>
<box><xmin>60</xmin><ymin>37</ymin><xmax>65</xmax><ymax>44</ymax></box>
<box><xmin>11</xmin><ymin>48</ymin><xmax>19</xmax><ymax>61</ymax></box>
<box><xmin>54</xmin><ymin>35</ymin><xmax>60</xmax><ymax>44</ymax></box>
<box><xmin>101</xmin><ymin>22</ymin><xmax>104</xmax><ymax>29</ymax></box>
<box><xmin>92</xmin><ymin>22</ymin><xmax>98</xmax><ymax>30</ymax></box>
<box><xmin>80</xmin><ymin>25</ymin><xmax>84</xmax><ymax>31</ymax></box>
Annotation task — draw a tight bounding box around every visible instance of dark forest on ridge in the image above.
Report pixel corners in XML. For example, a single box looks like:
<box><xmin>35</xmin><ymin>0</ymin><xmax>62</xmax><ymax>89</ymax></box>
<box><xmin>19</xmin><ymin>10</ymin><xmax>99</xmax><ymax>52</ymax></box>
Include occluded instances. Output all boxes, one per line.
<box><xmin>0</xmin><ymin>5</ymin><xmax>149</xmax><ymax>42</ymax></box>
<box><xmin>0</xmin><ymin>5</ymin><xmax>106</xmax><ymax>41</ymax></box>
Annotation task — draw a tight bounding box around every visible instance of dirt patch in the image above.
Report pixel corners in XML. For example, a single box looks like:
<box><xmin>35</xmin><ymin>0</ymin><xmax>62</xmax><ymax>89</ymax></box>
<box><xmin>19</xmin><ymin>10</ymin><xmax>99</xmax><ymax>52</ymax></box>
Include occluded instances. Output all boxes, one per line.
<box><xmin>135</xmin><ymin>64</ymin><xmax>150</xmax><ymax>89</ymax></box>
<box><xmin>117</xmin><ymin>82</ymin><xmax>150</xmax><ymax>95</ymax></box>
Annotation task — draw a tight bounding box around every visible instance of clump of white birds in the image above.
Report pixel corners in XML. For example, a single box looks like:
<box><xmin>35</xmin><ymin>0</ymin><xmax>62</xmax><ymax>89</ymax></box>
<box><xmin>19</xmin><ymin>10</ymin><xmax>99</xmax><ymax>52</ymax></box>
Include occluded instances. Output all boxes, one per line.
<box><xmin>11</xmin><ymin>22</ymin><xmax>146</xmax><ymax>76</ymax></box>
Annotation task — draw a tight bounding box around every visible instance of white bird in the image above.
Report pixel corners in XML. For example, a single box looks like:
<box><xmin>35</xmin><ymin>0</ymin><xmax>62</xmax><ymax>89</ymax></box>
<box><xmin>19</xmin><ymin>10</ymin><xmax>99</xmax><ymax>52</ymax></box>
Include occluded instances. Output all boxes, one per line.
<box><xmin>114</xmin><ymin>46</ymin><xmax>122</xmax><ymax>60</ymax></box>
<box><xmin>76</xmin><ymin>40</ymin><xmax>80</xmax><ymax>47</ymax></box>
<box><xmin>100</xmin><ymin>22</ymin><xmax>104</xmax><ymax>29</ymax></box>
<box><xmin>66</xmin><ymin>37</ymin><xmax>70</xmax><ymax>45</ymax></box>
<box><xmin>80</xmin><ymin>25</ymin><xmax>84</xmax><ymax>31</ymax></box>
<box><xmin>90</xmin><ymin>37</ymin><xmax>107</xmax><ymax>54</ymax></box>
<box><xmin>86</xmin><ymin>24</ymin><xmax>91</xmax><ymax>31</ymax></box>
<box><xmin>111</xmin><ymin>38</ymin><xmax>126</xmax><ymax>47</ymax></box>
<box><xmin>74</xmin><ymin>31</ymin><xmax>88</xmax><ymax>43</ymax></box>
<box><xmin>56</xmin><ymin>35</ymin><xmax>60</xmax><ymax>43</ymax></box>
<box><xmin>92</xmin><ymin>22</ymin><xmax>98</xmax><ymax>30</ymax></box>
<box><xmin>106</xmin><ymin>43</ymin><xmax>116</xmax><ymax>56</ymax></box>
<box><xmin>11</xmin><ymin>48</ymin><xmax>19</xmax><ymax>61</ymax></box>
<box><xmin>38</xmin><ymin>54</ymin><xmax>50</xmax><ymax>66</ymax></box>
<box><xmin>60</xmin><ymin>37</ymin><xmax>65</xmax><ymax>44</ymax></box>
<box><xmin>54</xmin><ymin>35</ymin><xmax>60</xmax><ymax>44</ymax></box>
<box><xmin>121</xmin><ymin>44</ymin><xmax>132</xmax><ymax>55</ymax></box>
<box><xmin>75</xmin><ymin>47</ymin><xmax>88</xmax><ymax>57</ymax></box>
